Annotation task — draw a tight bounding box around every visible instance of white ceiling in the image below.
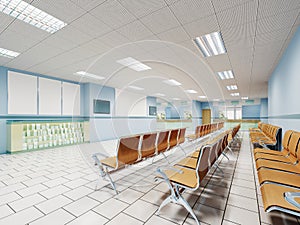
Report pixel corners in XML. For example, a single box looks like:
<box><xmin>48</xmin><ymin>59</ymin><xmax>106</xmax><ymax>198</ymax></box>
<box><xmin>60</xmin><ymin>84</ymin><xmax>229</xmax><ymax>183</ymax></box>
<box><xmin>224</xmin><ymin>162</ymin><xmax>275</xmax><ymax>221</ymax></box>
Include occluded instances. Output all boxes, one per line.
<box><xmin>0</xmin><ymin>0</ymin><xmax>299</xmax><ymax>102</ymax></box>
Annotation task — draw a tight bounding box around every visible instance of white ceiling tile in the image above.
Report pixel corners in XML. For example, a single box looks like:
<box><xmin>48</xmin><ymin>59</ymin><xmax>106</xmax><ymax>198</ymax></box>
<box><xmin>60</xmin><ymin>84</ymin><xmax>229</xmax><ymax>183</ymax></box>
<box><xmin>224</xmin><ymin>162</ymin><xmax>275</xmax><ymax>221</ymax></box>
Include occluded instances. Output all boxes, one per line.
<box><xmin>98</xmin><ymin>31</ymin><xmax>130</xmax><ymax>48</ymax></box>
<box><xmin>119</xmin><ymin>0</ymin><xmax>167</xmax><ymax>18</ymax></box>
<box><xmin>69</xmin><ymin>0</ymin><xmax>106</xmax><ymax>11</ymax></box>
<box><xmin>54</xmin><ymin>25</ymin><xmax>94</xmax><ymax>46</ymax></box>
<box><xmin>212</xmin><ymin>0</ymin><xmax>256</xmax><ymax>13</ymax></box>
<box><xmin>183</xmin><ymin>15</ymin><xmax>219</xmax><ymax>38</ymax></box>
<box><xmin>70</xmin><ymin>13</ymin><xmax>112</xmax><ymax>37</ymax></box>
<box><xmin>226</xmin><ymin>36</ymin><xmax>254</xmax><ymax>52</ymax></box>
<box><xmin>256</xmin><ymin>9</ymin><xmax>299</xmax><ymax>34</ymax></box>
<box><xmin>255</xmin><ymin>27</ymin><xmax>291</xmax><ymax>47</ymax></box>
<box><xmin>217</xmin><ymin>0</ymin><xmax>258</xmax><ymax>30</ymax></box>
<box><xmin>205</xmin><ymin>54</ymin><xmax>232</xmax><ymax>72</ymax></box>
<box><xmin>117</xmin><ymin>20</ymin><xmax>153</xmax><ymax>41</ymax></box>
<box><xmin>39</xmin><ymin>35</ymin><xmax>79</xmax><ymax>51</ymax></box>
<box><xmin>157</xmin><ymin>26</ymin><xmax>190</xmax><ymax>43</ymax></box>
<box><xmin>89</xmin><ymin>0</ymin><xmax>136</xmax><ymax>29</ymax></box>
<box><xmin>222</xmin><ymin>22</ymin><xmax>256</xmax><ymax>46</ymax></box>
<box><xmin>113</xmin><ymin>43</ymin><xmax>149</xmax><ymax>57</ymax></box>
<box><xmin>31</xmin><ymin>0</ymin><xmax>86</xmax><ymax>23</ymax></box>
<box><xmin>5</xmin><ymin>43</ymin><xmax>64</xmax><ymax>70</ymax></box>
<box><xmin>169</xmin><ymin>0</ymin><xmax>215</xmax><ymax>24</ymax></box>
<box><xmin>6</xmin><ymin>19</ymin><xmax>50</xmax><ymax>41</ymax></box>
<box><xmin>164</xmin><ymin>0</ymin><xmax>180</xmax><ymax>5</ymax></box>
<box><xmin>258</xmin><ymin>0</ymin><xmax>300</xmax><ymax>19</ymax></box>
<box><xmin>0</xmin><ymin>13</ymin><xmax>14</xmax><ymax>33</ymax></box>
<box><xmin>140</xmin><ymin>7</ymin><xmax>180</xmax><ymax>34</ymax></box>
<box><xmin>0</xmin><ymin>29</ymin><xmax>39</xmax><ymax>53</ymax></box>
<box><xmin>178</xmin><ymin>40</ymin><xmax>201</xmax><ymax>56</ymax></box>
<box><xmin>0</xmin><ymin>56</ymin><xmax>12</xmax><ymax>66</ymax></box>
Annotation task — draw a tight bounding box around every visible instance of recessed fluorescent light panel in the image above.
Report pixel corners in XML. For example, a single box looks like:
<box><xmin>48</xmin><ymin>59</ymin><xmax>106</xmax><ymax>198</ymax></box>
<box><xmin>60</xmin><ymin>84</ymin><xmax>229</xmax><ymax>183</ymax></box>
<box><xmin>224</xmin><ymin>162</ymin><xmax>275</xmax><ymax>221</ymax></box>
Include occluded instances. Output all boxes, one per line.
<box><xmin>185</xmin><ymin>89</ymin><xmax>197</xmax><ymax>94</ymax></box>
<box><xmin>128</xmin><ymin>85</ymin><xmax>144</xmax><ymax>91</ymax></box>
<box><xmin>194</xmin><ymin>32</ymin><xmax>226</xmax><ymax>57</ymax></box>
<box><xmin>231</xmin><ymin>93</ymin><xmax>240</xmax><ymax>96</ymax></box>
<box><xmin>163</xmin><ymin>79</ymin><xmax>182</xmax><ymax>86</ymax></box>
<box><xmin>0</xmin><ymin>0</ymin><xmax>67</xmax><ymax>33</ymax></box>
<box><xmin>217</xmin><ymin>70</ymin><xmax>234</xmax><ymax>80</ymax></box>
<box><xmin>198</xmin><ymin>96</ymin><xmax>207</xmax><ymax>99</ymax></box>
<box><xmin>117</xmin><ymin>57</ymin><xmax>151</xmax><ymax>72</ymax></box>
<box><xmin>155</xmin><ymin>93</ymin><xmax>165</xmax><ymax>97</ymax></box>
<box><xmin>172</xmin><ymin>98</ymin><xmax>180</xmax><ymax>101</ymax></box>
<box><xmin>213</xmin><ymin>99</ymin><xmax>220</xmax><ymax>101</ymax></box>
<box><xmin>226</xmin><ymin>85</ymin><xmax>238</xmax><ymax>91</ymax></box>
<box><xmin>74</xmin><ymin>71</ymin><xmax>105</xmax><ymax>80</ymax></box>
<box><xmin>241</xmin><ymin>96</ymin><xmax>248</xmax><ymax>100</ymax></box>
<box><xmin>0</xmin><ymin>47</ymin><xmax>20</xmax><ymax>58</ymax></box>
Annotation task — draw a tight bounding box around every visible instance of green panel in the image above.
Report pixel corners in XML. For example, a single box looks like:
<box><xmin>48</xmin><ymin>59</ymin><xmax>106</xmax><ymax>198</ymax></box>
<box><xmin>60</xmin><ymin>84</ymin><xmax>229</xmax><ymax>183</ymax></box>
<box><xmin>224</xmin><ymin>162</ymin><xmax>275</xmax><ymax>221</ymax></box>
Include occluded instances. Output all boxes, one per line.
<box><xmin>246</xmin><ymin>100</ymin><xmax>255</xmax><ymax>104</ymax></box>
<box><xmin>231</xmin><ymin>101</ymin><xmax>239</xmax><ymax>105</ymax></box>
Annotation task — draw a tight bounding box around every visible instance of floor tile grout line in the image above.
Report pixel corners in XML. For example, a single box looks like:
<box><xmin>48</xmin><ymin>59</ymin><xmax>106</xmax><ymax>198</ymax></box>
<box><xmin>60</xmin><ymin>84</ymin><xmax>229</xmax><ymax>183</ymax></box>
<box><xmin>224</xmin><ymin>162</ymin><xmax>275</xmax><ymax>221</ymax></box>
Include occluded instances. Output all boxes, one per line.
<box><xmin>219</xmin><ymin>132</ymin><xmax>243</xmax><ymax>224</ymax></box>
<box><xmin>248</xmin><ymin>131</ymin><xmax>263</xmax><ymax>225</ymax></box>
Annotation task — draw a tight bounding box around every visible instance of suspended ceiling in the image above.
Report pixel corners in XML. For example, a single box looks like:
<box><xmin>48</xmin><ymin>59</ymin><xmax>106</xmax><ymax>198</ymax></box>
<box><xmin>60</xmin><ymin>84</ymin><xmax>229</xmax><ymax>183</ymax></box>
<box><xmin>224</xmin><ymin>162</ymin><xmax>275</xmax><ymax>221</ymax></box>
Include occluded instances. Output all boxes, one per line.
<box><xmin>0</xmin><ymin>0</ymin><xmax>299</xmax><ymax>101</ymax></box>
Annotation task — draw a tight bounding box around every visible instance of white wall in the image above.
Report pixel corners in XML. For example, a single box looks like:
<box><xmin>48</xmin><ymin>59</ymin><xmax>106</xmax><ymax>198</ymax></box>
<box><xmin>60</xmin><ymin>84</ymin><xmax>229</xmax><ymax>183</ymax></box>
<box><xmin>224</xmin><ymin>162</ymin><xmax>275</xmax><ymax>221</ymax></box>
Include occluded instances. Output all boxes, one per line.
<box><xmin>7</xmin><ymin>70</ymin><xmax>80</xmax><ymax>116</ymax></box>
<box><xmin>39</xmin><ymin>78</ymin><xmax>61</xmax><ymax>115</ymax></box>
<box><xmin>115</xmin><ymin>89</ymin><xmax>147</xmax><ymax>116</ymax></box>
<box><xmin>8</xmin><ymin>71</ymin><xmax>37</xmax><ymax>115</ymax></box>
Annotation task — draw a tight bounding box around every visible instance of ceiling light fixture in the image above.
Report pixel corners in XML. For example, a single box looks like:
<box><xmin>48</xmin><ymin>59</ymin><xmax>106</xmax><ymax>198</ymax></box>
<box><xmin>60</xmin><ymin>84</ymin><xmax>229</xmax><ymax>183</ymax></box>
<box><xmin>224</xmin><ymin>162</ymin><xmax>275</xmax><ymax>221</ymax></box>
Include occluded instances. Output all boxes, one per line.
<box><xmin>217</xmin><ymin>70</ymin><xmax>234</xmax><ymax>80</ymax></box>
<box><xmin>0</xmin><ymin>0</ymin><xmax>67</xmax><ymax>33</ymax></box>
<box><xmin>0</xmin><ymin>47</ymin><xmax>20</xmax><ymax>58</ymax></box>
<box><xmin>241</xmin><ymin>96</ymin><xmax>249</xmax><ymax>100</ymax></box>
<box><xmin>172</xmin><ymin>98</ymin><xmax>180</xmax><ymax>101</ymax></box>
<box><xmin>231</xmin><ymin>93</ymin><xmax>240</xmax><ymax>96</ymax></box>
<box><xmin>74</xmin><ymin>71</ymin><xmax>105</xmax><ymax>80</ymax></box>
<box><xmin>155</xmin><ymin>93</ymin><xmax>165</xmax><ymax>97</ymax></box>
<box><xmin>128</xmin><ymin>85</ymin><xmax>144</xmax><ymax>91</ymax></box>
<box><xmin>117</xmin><ymin>57</ymin><xmax>151</xmax><ymax>72</ymax></box>
<box><xmin>226</xmin><ymin>85</ymin><xmax>238</xmax><ymax>91</ymax></box>
<box><xmin>163</xmin><ymin>79</ymin><xmax>182</xmax><ymax>86</ymax></box>
<box><xmin>185</xmin><ymin>89</ymin><xmax>197</xmax><ymax>94</ymax></box>
<box><xmin>198</xmin><ymin>96</ymin><xmax>207</xmax><ymax>99</ymax></box>
<box><xmin>194</xmin><ymin>32</ymin><xmax>226</xmax><ymax>57</ymax></box>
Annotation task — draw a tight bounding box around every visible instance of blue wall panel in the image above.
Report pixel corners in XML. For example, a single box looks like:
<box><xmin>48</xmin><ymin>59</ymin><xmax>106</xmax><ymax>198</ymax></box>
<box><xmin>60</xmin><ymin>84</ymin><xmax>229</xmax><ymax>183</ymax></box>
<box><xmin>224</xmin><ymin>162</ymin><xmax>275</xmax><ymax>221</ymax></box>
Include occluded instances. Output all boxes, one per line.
<box><xmin>242</xmin><ymin>105</ymin><xmax>261</xmax><ymax>119</ymax></box>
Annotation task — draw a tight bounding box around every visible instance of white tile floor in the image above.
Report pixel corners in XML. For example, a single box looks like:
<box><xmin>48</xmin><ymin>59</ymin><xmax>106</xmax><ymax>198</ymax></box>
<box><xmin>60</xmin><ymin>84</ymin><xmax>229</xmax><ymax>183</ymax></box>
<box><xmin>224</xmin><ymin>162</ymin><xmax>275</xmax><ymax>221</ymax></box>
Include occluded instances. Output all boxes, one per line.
<box><xmin>0</xmin><ymin>132</ymin><xmax>300</xmax><ymax>225</ymax></box>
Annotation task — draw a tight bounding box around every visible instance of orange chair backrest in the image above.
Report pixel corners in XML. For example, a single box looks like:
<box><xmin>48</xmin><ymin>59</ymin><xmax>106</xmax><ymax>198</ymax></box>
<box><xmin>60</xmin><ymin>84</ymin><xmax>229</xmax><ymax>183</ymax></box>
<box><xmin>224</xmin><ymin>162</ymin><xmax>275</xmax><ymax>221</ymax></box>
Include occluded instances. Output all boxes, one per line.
<box><xmin>140</xmin><ymin>133</ymin><xmax>157</xmax><ymax>158</ymax></box>
<box><xmin>282</xmin><ymin>130</ymin><xmax>293</xmax><ymax>150</ymax></box>
<box><xmin>157</xmin><ymin>130</ymin><xmax>170</xmax><ymax>153</ymax></box>
<box><xmin>169</xmin><ymin>129</ymin><xmax>179</xmax><ymax>148</ymax></box>
<box><xmin>197</xmin><ymin>145</ymin><xmax>211</xmax><ymax>181</ymax></box>
<box><xmin>288</xmin><ymin>132</ymin><xmax>300</xmax><ymax>157</ymax></box>
<box><xmin>178</xmin><ymin>128</ymin><xmax>186</xmax><ymax>145</ymax></box>
<box><xmin>118</xmin><ymin>135</ymin><xmax>140</xmax><ymax>165</ymax></box>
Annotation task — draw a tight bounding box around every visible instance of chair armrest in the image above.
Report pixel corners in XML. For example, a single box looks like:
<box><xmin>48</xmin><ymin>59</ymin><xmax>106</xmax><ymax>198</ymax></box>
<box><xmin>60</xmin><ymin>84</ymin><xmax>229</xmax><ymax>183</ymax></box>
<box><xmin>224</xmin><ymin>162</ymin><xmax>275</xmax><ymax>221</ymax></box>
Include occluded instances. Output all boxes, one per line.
<box><xmin>157</xmin><ymin>166</ymin><xmax>184</xmax><ymax>174</ymax></box>
<box><xmin>256</xmin><ymin>139</ymin><xmax>270</xmax><ymax>150</ymax></box>
<box><xmin>92</xmin><ymin>153</ymin><xmax>109</xmax><ymax>166</ymax></box>
<box><xmin>284</xmin><ymin>192</ymin><xmax>300</xmax><ymax>209</ymax></box>
<box><xmin>156</xmin><ymin>166</ymin><xmax>183</xmax><ymax>196</ymax></box>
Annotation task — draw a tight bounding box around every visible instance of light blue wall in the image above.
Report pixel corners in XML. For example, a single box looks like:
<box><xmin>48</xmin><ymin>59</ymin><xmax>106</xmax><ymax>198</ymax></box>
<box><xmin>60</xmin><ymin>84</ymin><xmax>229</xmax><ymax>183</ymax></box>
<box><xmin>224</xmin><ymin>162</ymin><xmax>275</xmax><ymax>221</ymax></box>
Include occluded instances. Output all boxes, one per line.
<box><xmin>83</xmin><ymin>83</ymin><xmax>115</xmax><ymax>117</ymax></box>
<box><xmin>260</xmin><ymin>98</ymin><xmax>268</xmax><ymax>118</ymax></box>
<box><xmin>146</xmin><ymin>96</ymin><xmax>157</xmax><ymax>116</ymax></box>
<box><xmin>268</xmin><ymin>26</ymin><xmax>300</xmax><ymax>132</ymax></box>
<box><xmin>0</xmin><ymin>67</ymin><xmax>8</xmax><ymax>153</ymax></box>
<box><xmin>242</xmin><ymin>105</ymin><xmax>261</xmax><ymax>119</ymax></box>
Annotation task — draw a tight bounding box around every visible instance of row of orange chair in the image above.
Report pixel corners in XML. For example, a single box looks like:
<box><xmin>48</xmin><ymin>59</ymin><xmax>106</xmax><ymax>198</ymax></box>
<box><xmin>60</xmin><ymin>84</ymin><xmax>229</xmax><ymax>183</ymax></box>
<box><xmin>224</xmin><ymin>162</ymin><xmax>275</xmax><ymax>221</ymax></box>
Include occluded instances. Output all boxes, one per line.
<box><xmin>186</xmin><ymin>121</ymin><xmax>225</xmax><ymax>141</ymax></box>
<box><xmin>155</xmin><ymin>128</ymin><xmax>233</xmax><ymax>225</ymax></box>
<box><xmin>92</xmin><ymin>127</ymin><xmax>186</xmax><ymax>194</ymax></box>
<box><xmin>249</xmin><ymin>122</ymin><xmax>282</xmax><ymax>150</ymax></box>
<box><xmin>253</xmin><ymin>130</ymin><xmax>300</xmax><ymax>217</ymax></box>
